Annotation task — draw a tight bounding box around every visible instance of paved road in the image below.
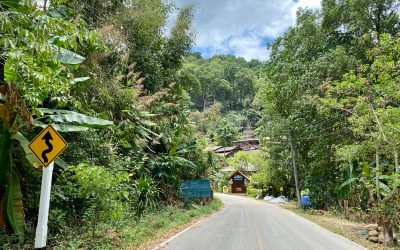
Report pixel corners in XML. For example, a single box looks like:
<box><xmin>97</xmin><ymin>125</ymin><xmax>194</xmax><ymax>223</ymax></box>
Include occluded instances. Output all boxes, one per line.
<box><xmin>160</xmin><ymin>193</ymin><xmax>366</xmax><ymax>250</ymax></box>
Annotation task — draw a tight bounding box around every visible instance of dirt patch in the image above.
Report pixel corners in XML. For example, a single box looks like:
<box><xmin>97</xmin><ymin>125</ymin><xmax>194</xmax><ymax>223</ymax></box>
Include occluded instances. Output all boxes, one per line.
<box><xmin>103</xmin><ymin>228</ymin><xmax>122</xmax><ymax>246</ymax></box>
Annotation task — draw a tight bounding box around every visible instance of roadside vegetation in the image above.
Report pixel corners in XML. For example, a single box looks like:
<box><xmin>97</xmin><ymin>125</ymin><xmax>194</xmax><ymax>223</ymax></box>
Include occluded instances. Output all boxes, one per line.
<box><xmin>2</xmin><ymin>0</ymin><xmax>400</xmax><ymax>249</ymax></box>
<box><xmin>0</xmin><ymin>0</ymin><xmax>220</xmax><ymax>248</ymax></box>
<box><xmin>51</xmin><ymin>198</ymin><xmax>222</xmax><ymax>250</ymax></box>
<box><xmin>251</xmin><ymin>1</ymin><xmax>400</xmax><ymax>247</ymax></box>
<box><xmin>1</xmin><ymin>197</ymin><xmax>221</xmax><ymax>249</ymax></box>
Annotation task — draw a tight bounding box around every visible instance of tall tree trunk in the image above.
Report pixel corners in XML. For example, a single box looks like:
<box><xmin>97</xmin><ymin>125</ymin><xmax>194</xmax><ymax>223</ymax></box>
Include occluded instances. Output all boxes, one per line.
<box><xmin>0</xmin><ymin>56</ymin><xmax>5</xmax><ymax>85</ymax></box>
<box><xmin>394</xmin><ymin>147</ymin><xmax>399</xmax><ymax>173</ymax></box>
<box><xmin>43</xmin><ymin>0</ymin><xmax>47</xmax><ymax>10</ymax></box>
<box><xmin>380</xmin><ymin>147</ymin><xmax>399</xmax><ymax>246</ymax></box>
<box><xmin>375</xmin><ymin>2</ymin><xmax>383</xmax><ymax>36</ymax></box>
<box><xmin>376</xmin><ymin>147</ymin><xmax>381</xmax><ymax>201</ymax></box>
<box><xmin>289</xmin><ymin>132</ymin><xmax>301</xmax><ymax>207</ymax></box>
<box><xmin>348</xmin><ymin>159</ymin><xmax>357</xmax><ymax>207</ymax></box>
<box><xmin>383</xmin><ymin>220</ymin><xmax>395</xmax><ymax>247</ymax></box>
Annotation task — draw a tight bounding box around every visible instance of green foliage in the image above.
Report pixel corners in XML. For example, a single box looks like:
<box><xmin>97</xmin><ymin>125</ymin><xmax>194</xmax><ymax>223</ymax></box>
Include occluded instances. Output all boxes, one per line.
<box><xmin>181</xmin><ymin>55</ymin><xmax>259</xmax><ymax>111</ymax></box>
<box><xmin>246</xmin><ymin>186</ymin><xmax>262</xmax><ymax>198</ymax></box>
<box><xmin>0</xmin><ymin>0</ymin><xmax>234</xmax><ymax>246</ymax></box>
<box><xmin>13</xmin><ymin>132</ymin><xmax>41</xmax><ymax>168</ymax></box>
<box><xmin>214</xmin><ymin>121</ymin><xmax>240</xmax><ymax>147</ymax></box>
<box><xmin>1</xmin><ymin>0</ymin><xmax>100</xmax><ymax>108</ymax></box>
<box><xmin>149</xmin><ymin>154</ymin><xmax>197</xmax><ymax>194</ymax></box>
<box><xmin>81</xmin><ymin>0</ymin><xmax>195</xmax><ymax>93</ymax></box>
<box><xmin>4</xmin><ymin>171</ymin><xmax>25</xmax><ymax>241</ymax></box>
<box><xmin>321</xmin><ymin>34</ymin><xmax>400</xmax><ymax>228</ymax></box>
<box><xmin>52</xmin><ymin>198</ymin><xmax>222</xmax><ymax>249</ymax></box>
<box><xmin>225</xmin><ymin>111</ymin><xmax>248</xmax><ymax>128</ymax></box>
<box><xmin>250</xmin><ymin>151</ymin><xmax>292</xmax><ymax>196</ymax></box>
<box><xmin>61</xmin><ymin>164</ymin><xmax>129</xmax><ymax>236</ymax></box>
<box><xmin>322</xmin><ymin>0</ymin><xmax>400</xmax><ymax>40</ymax></box>
<box><xmin>34</xmin><ymin>108</ymin><xmax>114</xmax><ymax>132</ymax></box>
<box><xmin>189</xmin><ymin>103</ymin><xmax>246</xmax><ymax>146</ymax></box>
<box><xmin>132</xmin><ymin>175</ymin><xmax>161</xmax><ymax>219</ymax></box>
<box><xmin>0</xmin><ymin>0</ymin><xmax>109</xmax><ymax>238</ymax></box>
<box><xmin>254</xmin><ymin>1</ymin><xmax>400</xmax><ymax>244</ymax></box>
<box><xmin>227</xmin><ymin>151</ymin><xmax>253</xmax><ymax>170</ymax></box>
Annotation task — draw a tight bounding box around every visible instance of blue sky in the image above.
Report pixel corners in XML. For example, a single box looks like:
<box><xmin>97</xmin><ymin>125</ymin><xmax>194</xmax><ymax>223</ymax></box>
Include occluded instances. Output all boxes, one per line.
<box><xmin>171</xmin><ymin>0</ymin><xmax>321</xmax><ymax>61</ymax></box>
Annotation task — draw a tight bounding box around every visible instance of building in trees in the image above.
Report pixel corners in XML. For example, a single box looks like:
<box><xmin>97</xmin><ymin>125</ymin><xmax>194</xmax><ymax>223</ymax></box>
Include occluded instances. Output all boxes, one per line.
<box><xmin>227</xmin><ymin>170</ymin><xmax>250</xmax><ymax>193</ymax></box>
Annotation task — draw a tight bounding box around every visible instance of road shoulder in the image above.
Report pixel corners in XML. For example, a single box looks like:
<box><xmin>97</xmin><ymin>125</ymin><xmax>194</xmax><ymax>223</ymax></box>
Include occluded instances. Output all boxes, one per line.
<box><xmin>280</xmin><ymin>203</ymin><xmax>386</xmax><ymax>250</ymax></box>
<box><xmin>139</xmin><ymin>199</ymin><xmax>224</xmax><ymax>250</ymax></box>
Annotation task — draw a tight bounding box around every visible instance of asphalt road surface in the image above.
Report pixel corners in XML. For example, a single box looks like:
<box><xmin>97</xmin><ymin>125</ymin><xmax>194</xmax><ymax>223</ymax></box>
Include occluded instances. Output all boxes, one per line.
<box><xmin>160</xmin><ymin>193</ymin><xmax>366</xmax><ymax>250</ymax></box>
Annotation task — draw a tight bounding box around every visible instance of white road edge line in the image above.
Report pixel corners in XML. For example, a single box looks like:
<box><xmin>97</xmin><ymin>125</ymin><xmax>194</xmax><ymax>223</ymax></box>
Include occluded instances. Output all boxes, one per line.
<box><xmin>334</xmin><ymin>233</ymin><xmax>368</xmax><ymax>250</ymax></box>
<box><xmin>152</xmin><ymin>207</ymin><xmax>224</xmax><ymax>250</ymax></box>
<box><xmin>282</xmin><ymin>207</ymin><xmax>368</xmax><ymax>250</ymax></box>
<box><xmin>239</xmin><ymin>195</ymin><xmax>367</xmax><ymax>250</ymax></box>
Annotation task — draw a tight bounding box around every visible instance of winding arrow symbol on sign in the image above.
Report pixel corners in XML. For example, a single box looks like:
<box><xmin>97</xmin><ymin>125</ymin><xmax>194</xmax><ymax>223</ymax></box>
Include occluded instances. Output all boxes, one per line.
<box><xmin>41</xmin><ymin>131</ymin><xmax>53</xmax><ymax>163</ymax></box>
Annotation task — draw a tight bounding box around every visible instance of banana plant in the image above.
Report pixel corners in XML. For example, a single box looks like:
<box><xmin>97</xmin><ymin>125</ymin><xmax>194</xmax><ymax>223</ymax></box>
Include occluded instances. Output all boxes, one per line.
<box><xmin>0</xmin><ymin>110</ymin><xmax>113</xmax><ymax>241</ymax></box>
<box><xmin>0</xmin><ymin>0</ymin><xmax>104</xmax><ymax>241</ymax></box>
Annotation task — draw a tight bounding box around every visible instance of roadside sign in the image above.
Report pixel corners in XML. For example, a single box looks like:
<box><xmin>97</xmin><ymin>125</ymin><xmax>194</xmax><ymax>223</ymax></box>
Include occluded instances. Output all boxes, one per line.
<box><xmin>29</xmin><ymin>124</ymin><xmax>68</xmax><ymax>249</ymax></box>
<box><xmin>28</xmin><ymin>125</ymin><xmax>68</xmax><ymax>167</ymax></box>
<box><xmin>180</xmin><ymin>180</ymin><xmax>212</xmax><ymax>199</ymax></box>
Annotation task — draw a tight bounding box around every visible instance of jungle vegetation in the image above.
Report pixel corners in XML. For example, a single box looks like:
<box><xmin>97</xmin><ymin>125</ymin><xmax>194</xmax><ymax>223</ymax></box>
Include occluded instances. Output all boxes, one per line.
<box><xmin>1</xmin><ymin>0</ymin><xmax>400</xmax><ymax>248</ymax></box>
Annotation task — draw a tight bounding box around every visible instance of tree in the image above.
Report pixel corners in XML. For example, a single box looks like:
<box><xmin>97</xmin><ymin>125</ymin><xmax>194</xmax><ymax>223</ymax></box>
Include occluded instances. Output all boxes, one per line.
<box><xmin>257</xmin><ymin>9</ymin><xmax>327</xmax><ymax>207</ymax></box>
<box><xmin>321</xmin><ymin>34</ymin><xmax>400</xmax><ymax>245</ymax></box>
<box><xmin>180</xmin><ymin>55</ymin><xmax>257</xmax><ymax>111</ymax></box>
<box><xmin>257</xmin><ymin>1</ymin><xmax>400</xmax><ymax>213</ymax></box>
<box><xmin>214</xmin><ymin>120</ymin><xmax>240</xmax><ymax>147</ymax></box>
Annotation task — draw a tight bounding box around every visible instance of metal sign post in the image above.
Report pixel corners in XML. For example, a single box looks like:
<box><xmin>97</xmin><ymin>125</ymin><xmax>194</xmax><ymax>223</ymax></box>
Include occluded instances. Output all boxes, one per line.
<box><xmin>34</xmin><ymin>161</ymin><xmax>54</xmax><ymax>250</ymax></box>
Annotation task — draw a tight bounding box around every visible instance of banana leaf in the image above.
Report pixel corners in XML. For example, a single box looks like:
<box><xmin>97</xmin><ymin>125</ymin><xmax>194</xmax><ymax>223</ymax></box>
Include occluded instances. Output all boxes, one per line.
<box><xmin>13</xmin><ymin>132</ymin><xmax>42</xmax><ymax>168</ymax></box>
<box><xmin>35</xmin><ymin>109</ymin><xmax>113</xmax><ymax>128</ymax></box>
<box><xmin>55</xmin><ymin>158</ymin><xmax>69</xmax><ymax>168</ymax></box>
<box><xmin>0</xmin><ymin>0</ymin><xmax>20</xmax><ymax>10</ymax></box>
<box><xmin>361</xmin><ymin>163</ymin><xmax>371</xmax><ymax>179</ymax></box>
<box><xmin>3</xmin><ymin>59</ymin><xmax>16</xmax><ymax>81</ymax></box>
<box><xmin>34</xmin><ymin>121</ymin><xmax>90</xmax><ymax>132</ymax></box>
<box><xmin>379</xmin><ymin>181</ymin><xmax>390</xmax><ymax>194</ymax></box>
<box><xmin>339</xmin><ymin>177</ymin><xmax>358</xmax><ymax>190</ymax></box>
<box><xmin>4</xmin><ymin>171</ymin><xmax>25</xmax><ymax>242</ymax></box>
<box><xmin>52</xmin><ymin>46</ymin><xmax>85</xmax><ymax>65</ymax></box>
<box><xmin>72</xmin><ymin>77</ymin><xmax>90</xmax><ymax>83</ymax></box>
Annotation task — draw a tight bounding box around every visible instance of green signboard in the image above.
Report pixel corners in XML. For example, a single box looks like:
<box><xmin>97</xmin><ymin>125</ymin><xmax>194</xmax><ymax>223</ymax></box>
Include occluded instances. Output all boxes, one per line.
<box><xmin>180</xmin><ymin>180</ymin><xmax>212</xmax><ymax>199</ymax></box>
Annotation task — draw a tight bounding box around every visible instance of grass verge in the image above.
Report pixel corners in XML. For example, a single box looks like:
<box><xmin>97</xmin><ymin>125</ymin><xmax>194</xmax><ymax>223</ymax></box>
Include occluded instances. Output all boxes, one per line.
<box><xmin>53</xmin><ymin>198</ymin><xmax>223</xmax><ymax>250</ymax></box>
<box><xmin>281</xmin><ymin>203</ymin><xmax>388</xmax><ymax>250</ymax></box>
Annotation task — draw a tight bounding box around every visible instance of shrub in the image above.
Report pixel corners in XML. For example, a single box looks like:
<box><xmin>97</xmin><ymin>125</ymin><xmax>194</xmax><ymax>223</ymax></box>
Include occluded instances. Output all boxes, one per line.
<box><xmin>132</xmin><ymin>176</ymin><xmax>161</xmax><ymax>219</ymax></box>
<box><xmin>61</xmin><ymin>164</ymin><xmax>129</xmax><ymax>236</ymax></box>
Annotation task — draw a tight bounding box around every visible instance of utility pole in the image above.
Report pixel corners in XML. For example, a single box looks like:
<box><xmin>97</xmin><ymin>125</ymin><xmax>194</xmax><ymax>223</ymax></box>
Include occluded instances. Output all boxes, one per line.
<box><xmin>289</xmin><ymin>131</ymin><xmax>301</xmax><ymax>207</ymax></box>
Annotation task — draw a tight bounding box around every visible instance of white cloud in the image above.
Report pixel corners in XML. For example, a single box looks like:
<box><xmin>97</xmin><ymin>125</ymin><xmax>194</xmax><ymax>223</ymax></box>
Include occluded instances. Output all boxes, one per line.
<box><xmin>227</xmin><ymin>35</ymin><xmax>270</xmax><ymax>61</ymax></box>
<box><xmin>172</xmin><ymin>0</ymin><xmax>321</xmax><ymax>60</ymax></box>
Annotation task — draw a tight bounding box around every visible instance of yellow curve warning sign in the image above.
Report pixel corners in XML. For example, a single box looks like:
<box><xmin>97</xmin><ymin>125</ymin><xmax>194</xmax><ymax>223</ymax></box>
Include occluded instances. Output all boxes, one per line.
<box><xmin>28</xmin><ymin>125</ymin><xmax>68</xmax><ymax>167</ymax></box>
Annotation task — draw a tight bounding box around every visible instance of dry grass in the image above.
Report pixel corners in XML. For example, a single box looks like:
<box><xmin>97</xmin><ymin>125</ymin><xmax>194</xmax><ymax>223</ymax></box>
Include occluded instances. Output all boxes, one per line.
<box><xmin>132</xmin><ymin>215</ymin><xmax>211</xmax><ymax>250</ymax></box>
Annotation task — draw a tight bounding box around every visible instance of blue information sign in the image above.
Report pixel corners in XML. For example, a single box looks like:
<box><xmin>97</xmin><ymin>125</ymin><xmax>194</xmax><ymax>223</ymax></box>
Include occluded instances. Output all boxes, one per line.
<box><xmin>180</xmin><ymin>180</ymin><xmax>212</xmax><ymax>199</ymax></box>
<box><xmin>233</xmin><ymin>175</ymin><xmax>243</xmax><ymax>181</ymax></box>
